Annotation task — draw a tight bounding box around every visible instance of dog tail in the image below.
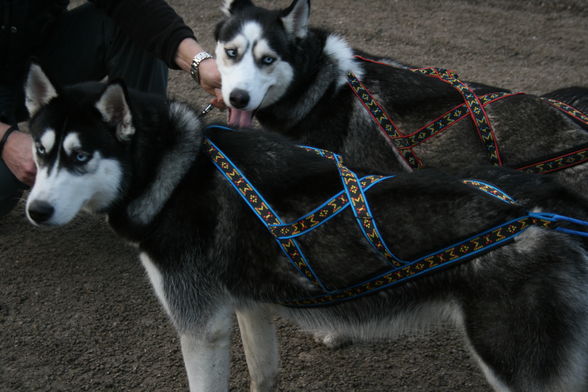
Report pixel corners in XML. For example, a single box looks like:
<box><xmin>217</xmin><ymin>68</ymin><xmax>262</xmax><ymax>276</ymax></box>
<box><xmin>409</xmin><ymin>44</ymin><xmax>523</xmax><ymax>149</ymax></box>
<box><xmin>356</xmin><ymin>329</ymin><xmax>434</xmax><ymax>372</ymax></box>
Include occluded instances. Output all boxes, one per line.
<box><xmin>543</xmin><ymin>86</ymin><xmax>588</xmax><ymax>114</ymax></box>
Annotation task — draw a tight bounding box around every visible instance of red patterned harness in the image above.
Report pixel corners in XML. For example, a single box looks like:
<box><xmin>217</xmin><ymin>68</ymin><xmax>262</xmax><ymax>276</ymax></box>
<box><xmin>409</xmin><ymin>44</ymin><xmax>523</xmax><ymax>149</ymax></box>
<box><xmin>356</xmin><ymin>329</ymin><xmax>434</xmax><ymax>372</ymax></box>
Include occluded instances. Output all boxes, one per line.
<box><xmin>348</xmin><ymin>56</ymin><xmax>588</xmax><ymax>173</ymax></box>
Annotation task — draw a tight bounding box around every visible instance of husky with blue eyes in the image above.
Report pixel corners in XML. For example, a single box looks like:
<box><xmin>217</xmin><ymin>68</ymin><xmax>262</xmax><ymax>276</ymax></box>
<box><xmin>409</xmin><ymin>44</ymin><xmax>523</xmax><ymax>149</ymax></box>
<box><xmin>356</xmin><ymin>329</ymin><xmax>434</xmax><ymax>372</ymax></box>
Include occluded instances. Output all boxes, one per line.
<box><xmin>215</xmin><ymin>0</ymin><xmax>588</xmax><ymax>194</ymax></box>
<box><xmin>24</xmin><ymin>63</ymin><xmax>588</xmax><ymax>392</ymax></box>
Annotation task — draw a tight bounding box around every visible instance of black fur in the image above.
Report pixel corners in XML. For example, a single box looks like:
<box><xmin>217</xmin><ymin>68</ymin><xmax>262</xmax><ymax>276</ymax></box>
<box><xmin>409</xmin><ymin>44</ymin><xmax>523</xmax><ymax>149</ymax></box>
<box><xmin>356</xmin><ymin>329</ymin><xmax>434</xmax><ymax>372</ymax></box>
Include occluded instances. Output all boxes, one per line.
<box><xmin>215</xmin><ymin>0</ymin><xmax>588</xmax><ymax>194</ymax></box>
<box><xmin>26</xmin><ymin>73</ymin><xmax>588</xmax><ymax>390</ymax></box>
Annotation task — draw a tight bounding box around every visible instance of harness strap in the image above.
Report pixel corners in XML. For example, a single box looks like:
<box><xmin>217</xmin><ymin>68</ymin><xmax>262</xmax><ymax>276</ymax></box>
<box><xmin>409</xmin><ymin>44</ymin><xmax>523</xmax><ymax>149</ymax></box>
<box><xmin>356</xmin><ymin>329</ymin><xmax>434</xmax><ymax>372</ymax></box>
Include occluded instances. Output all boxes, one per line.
<box><xmin>281</xmin><ymin>214</ymin><xmax>556</xmax><ymax>307</ymax></box>
<box><xmin>204</xmin><ymin>126</ymin><xmax>588</xmax><ymax>307</ymax></box>
<box><xmin>514</xmin><ymin>143</ymin><xmax>588</xmax><ymax>174</ymax></box>
<box><xmin>462</xmin><ymin>179</ymin><xmax>517</xmax><ymax>205</ymax></box>
<box><xmin>279</xmin><ymin>145</ymin><xmax>403</xmax><ymax>266</ymax></box>
<box><xmin>332</xmin><ymin>153</ymin><xmax>404</xmax><ymax>267</ymax></box>
<box><xmin>298</xmin><ymin>145</ymin><xmax>406</xmax><ymax>266</ymax></box>
<box><xmin>298</xmin><ymin>145</ymin><xmax>343</xmax><ymax>162</ymax></box>
<box><xmin>270</xmin><ymin>174</ymin><xmax>390</xmax><ymax>239</ymax></box>
<box><xmin>412</xmin><ymin>67</ymin><xmax>503</xmax><ymax>166</ymax></box>
<box><xmin>529</xmin><ymin>212</ymin><xmax>588</xmax><ymax>237</ymax></box>
<box><xmin>347</xmin><ymin>72</ymin><xmax>423</xmax><ymax>170</ymax></box>
<box><xmin>349</xmin><ymin>57</ymin><xmax>588</xmax><ymax>174</ymax></box>
<box><xmin>204</xmin><ymin>136</ymin><xmax>328</xmax><ymax>291</ymax></box>
<box><xmin>545</xmin><ymin>98</ymin><xmax>588</xmax><ymax>126</ymax></box>
<box><xmin>404</xmin><ymin>92</ymin><xmax>521</xmax><ymax>148</ymax></box>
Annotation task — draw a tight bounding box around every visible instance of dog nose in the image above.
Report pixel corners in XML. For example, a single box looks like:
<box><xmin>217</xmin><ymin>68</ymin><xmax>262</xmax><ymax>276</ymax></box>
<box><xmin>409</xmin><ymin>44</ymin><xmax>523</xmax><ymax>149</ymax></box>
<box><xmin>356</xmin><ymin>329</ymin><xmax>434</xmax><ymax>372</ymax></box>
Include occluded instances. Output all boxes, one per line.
<box><xmin>229</xmin><ymin>89</ymin><xmax>250</xmax><ymax>109</ymax></box>
<box><xmin>27</xmin><ymin>200</ymin><xmax>54</xmax><ymax>224</ymax></box>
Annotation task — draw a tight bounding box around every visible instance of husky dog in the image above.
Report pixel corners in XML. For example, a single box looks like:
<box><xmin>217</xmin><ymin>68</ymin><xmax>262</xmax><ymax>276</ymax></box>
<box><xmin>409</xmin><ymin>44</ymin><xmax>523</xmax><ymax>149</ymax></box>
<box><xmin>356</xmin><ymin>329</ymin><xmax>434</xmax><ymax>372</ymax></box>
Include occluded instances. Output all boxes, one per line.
<box><xmin>215</xmin><ymin>0</ymin><xmax>588</xmax><ymax>193</ymax></box>
<box><xmin>24</xmin><ymin>64</ymin><xmax>588</xmax><ymax>392</ymax></box>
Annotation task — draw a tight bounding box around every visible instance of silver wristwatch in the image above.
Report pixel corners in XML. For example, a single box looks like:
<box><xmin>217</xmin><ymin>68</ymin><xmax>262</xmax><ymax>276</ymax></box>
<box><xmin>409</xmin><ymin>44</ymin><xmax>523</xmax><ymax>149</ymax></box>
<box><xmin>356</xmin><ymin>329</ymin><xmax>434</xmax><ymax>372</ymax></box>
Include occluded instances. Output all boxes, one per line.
<box><xmin>190</xmin><ymin>51</ymin><xmax>214</xmax><ymax>85</ymax></box>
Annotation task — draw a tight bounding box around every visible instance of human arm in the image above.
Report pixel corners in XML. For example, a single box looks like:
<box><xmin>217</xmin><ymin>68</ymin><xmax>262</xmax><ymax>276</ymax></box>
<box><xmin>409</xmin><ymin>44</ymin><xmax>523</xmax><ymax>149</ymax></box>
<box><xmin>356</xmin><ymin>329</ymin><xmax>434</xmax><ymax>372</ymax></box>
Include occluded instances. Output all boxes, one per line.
<box><xmin>0</xmin><ymin>122</ymin><xmax>36</xmax><ymax>186</ymax></box>
<box><xmin>89</xmin><ymin>0</ymin><xmax>224</xmax><ymax>105</ymax></box>
<box><xmin>89</xmin><ymin>0</ymin><xmax>194</xmax><ymax>68</ymax></box>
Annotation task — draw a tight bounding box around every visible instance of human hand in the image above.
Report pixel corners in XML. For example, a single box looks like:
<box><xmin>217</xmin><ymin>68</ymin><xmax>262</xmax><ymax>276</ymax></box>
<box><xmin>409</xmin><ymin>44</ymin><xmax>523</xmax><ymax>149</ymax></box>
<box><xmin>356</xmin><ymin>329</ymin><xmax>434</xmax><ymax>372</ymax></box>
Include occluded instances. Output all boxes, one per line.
<box><xmin>1</xmin><ymin>129</ymin><xmax>36</xmax><ymax>186</ymax></box>
<box><xmin>198</xmin><ymin>58</ymin><xmax>225</xmax><ymax>109</ymax></box>
<box><xmin>175</xmin><ymin>38</ymin><xmax>226</xmax><ymax>109</ymax></box>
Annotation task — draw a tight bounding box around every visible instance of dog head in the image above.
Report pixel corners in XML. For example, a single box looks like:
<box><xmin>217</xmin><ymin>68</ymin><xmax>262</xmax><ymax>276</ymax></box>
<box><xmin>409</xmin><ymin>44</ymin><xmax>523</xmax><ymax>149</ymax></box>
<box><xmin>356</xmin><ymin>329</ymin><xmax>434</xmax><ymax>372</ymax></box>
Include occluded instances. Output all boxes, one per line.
<box><xmin>215</xmin><ymin>0</ymin><xmax>310</xmax><ymax>127</ymax></box>
<box><xmin>25</xmin><ymin>63</ymin><xmax>132</xmax><ymax>226</ymax></box>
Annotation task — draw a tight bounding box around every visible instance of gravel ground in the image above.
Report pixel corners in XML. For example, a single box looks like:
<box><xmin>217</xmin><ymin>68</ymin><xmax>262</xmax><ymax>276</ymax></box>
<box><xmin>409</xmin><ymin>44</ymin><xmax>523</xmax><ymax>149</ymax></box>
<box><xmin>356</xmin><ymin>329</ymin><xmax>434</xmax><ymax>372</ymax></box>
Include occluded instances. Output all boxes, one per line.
<box><xmin>1</xmin><ymin>0</ymin><xmax>587</xmax><ymax>391</ymax></box>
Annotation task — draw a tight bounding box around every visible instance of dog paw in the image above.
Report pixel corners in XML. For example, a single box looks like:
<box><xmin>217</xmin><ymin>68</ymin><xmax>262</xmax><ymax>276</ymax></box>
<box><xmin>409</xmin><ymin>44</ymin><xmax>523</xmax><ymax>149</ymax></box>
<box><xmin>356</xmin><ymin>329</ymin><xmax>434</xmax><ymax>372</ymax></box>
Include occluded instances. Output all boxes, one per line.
<box><xmin>313</xmin><ymin>331</ymin><xmax>352</xmax><ymax>349</ymax></box>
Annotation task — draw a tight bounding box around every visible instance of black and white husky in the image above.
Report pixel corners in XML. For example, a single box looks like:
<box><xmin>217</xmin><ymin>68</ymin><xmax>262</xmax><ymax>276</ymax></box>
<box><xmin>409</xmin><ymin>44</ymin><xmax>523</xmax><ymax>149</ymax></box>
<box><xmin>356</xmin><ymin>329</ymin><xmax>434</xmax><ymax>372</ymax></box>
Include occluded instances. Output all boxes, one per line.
<box><xmin>215</xmin><ymin>0</ymin><xmax>588</xmax><ymax>193</ymax></box>
<box><xmin>24</xmin><ymin>64</ymin><xmax>588</xmax><ymax>392</ymax></box>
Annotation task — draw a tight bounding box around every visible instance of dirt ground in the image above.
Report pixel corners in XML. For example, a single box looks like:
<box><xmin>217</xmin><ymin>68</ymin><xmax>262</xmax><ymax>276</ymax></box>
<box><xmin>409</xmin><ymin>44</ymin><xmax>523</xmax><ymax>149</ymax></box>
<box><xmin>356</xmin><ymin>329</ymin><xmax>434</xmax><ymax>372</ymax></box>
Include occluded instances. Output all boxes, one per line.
<box><xmin>1</xmin><ymin>0</ymin><xmax>587</xmax><ymax>391</ymax></box>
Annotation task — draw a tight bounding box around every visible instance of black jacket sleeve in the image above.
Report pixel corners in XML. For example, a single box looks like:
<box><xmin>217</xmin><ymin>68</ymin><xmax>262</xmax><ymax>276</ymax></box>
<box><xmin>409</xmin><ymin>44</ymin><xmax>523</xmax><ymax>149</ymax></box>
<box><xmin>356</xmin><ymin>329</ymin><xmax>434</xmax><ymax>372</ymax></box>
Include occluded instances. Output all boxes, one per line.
<box><xmin>89</xmin><ymin>0</ymin><xmax>196</xmax><ymax>69</ymax></box>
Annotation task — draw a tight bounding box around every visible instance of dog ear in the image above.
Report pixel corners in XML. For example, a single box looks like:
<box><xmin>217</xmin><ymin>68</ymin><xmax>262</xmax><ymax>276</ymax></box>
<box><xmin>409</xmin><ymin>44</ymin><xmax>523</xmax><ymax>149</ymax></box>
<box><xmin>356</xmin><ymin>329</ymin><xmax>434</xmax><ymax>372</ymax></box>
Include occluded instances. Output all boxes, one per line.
<box><xmin>24</xmin><ymin>62</ymin><xmax>58</xmax><ymax>117</ymax></box>
<box><xmin>281</xmin><ymin>0</ymin><xmax>310</xmax><ymax>39</ymax></box>
<box><xmin>221</xmin><ymin>0</ymin><xmax>254</xmax><ymax>16</ymax></box>
<box><xmin>95</xmin><ymin>81</ymin><xmax>135</xmax><ymax>142</ymax></box>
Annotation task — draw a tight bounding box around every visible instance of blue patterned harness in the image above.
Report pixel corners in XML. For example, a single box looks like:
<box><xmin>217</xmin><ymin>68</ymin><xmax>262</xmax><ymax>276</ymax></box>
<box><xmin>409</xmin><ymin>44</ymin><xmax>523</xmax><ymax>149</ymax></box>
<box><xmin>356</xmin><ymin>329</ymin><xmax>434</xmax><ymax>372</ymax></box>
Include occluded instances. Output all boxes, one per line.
<box><xmin>204</xmin><ymin>125</ymin><xmax>588</xmax><ymax>307</ymax></box>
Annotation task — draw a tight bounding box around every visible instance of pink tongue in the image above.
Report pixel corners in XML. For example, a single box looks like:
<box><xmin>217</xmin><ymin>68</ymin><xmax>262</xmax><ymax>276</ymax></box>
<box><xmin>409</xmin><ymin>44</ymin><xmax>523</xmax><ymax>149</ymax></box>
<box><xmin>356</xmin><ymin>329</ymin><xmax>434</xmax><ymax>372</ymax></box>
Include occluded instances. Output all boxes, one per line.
<box><xmin>228</xmin><ymin>108</ymin><xmax>254</xmax><ymax>128</ymax></box>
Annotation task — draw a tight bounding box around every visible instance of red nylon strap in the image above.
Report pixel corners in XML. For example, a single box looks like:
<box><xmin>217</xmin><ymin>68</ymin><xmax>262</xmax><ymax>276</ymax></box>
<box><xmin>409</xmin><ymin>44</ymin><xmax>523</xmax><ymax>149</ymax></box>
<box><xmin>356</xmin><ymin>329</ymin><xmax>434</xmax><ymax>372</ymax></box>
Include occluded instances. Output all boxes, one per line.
<box><xmin>350</xmin><ymin>56</ymin><xmax>588</xmax><ymax>175</ymax></box>
<box><xmin>544</xmin><ymin>98</ymin><xmax>588</xmax><ymax>126</ymax></box>
<box><xmin>514</xmin><ymin>144</ymin><xmax>588</xmax><ymax>174</ymax></box>
<box><xmin>412</xmin><ymin>67</ymin><xmax>503</xmax><ymax>166</ymax></box>
<box><xmin>347</xmin><ymin>73</ymin><xmax>424</xmax><ymax>169</ymax></box>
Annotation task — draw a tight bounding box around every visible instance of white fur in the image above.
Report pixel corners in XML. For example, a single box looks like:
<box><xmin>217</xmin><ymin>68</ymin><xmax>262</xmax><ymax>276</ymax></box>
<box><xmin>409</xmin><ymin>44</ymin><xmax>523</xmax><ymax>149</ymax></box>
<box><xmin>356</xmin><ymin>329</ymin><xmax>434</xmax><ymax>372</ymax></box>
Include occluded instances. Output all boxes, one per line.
<box><xmin>220</xmin><ymin>0</ymin><xmax>237</xmax><ymax>16</ymax></box>
<box><xmin>126</xmin><ymin>102</ymin><xmax>201</xmax><ymax>225</ymax></box>
<box><xmin>62</xmin><ymin>133</ymin><xmax>82</xmax><ymax>156</ymax></box>
<box><xmin>281</xmin><ymin>0</ymin><xmax>309</xmax><ymax>39</ymax></box>
<box><xmin>140</xmin><ymin>253</ymin><xmax>172</xmax><ymax>317</ymax></box>
<box><xmin>323</xmin><ymin>34</ymin><xmax>364</xmax><ymax>86</ymax></box>
<box><xmin>216</xmin><ymin>21</ymin><xmax>294</xmax><ymax>111</ymax></box>
<box><xmin>473</xmin><ymin>357</ymin><xmax>513</xmax><ymax>392</ymax></box>
<box><xmin>24</xmin><ymin>63</ymin><xmax>58</xmax><ymax>117</ymax></box>
<box><xmin>236</xmin><ymin>306</ymin><xmax>280</xmax><ymax>392</ymax></box>
<box><xmin>265</xmin><ymin>300</ymin><xmax>465</xmax><ymax>353</ymax></box>
<box><xmin>95</xmin><ymin>84</ymin><xmax>135</xmax><ymax>141</ymax></box>
<box><xmin>179</xmin><ymin>308</ymin><xmax>234</xmax><ymax>392</ymax></box>
<box><xmin>26</xmin><ymin>149</ymin><xmax>122</xmax><ymax>226</ymax></box>
<box><xmin>142</xmin><ymin>252</ymin><xmax>233</xmax><ymax>392</ymax></box>
<box><xmin>39</xmin><ymin>129</ymin><xmax>56</xmax><ymax>156</ymax></box>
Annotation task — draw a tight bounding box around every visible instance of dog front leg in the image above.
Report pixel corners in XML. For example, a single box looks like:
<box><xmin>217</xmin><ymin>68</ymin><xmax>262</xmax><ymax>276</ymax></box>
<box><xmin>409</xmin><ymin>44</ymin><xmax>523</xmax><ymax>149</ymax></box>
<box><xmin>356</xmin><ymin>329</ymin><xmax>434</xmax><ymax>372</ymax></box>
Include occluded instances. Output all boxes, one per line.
<box><xmin>180</xmin><ymin>308</ymin><xmax>234</xmax><ymax>392</ymax></box>
<box><xmin>236</xmin><ymin>305</ymin><xmax>280</xmax><ymax>392</ymax></box>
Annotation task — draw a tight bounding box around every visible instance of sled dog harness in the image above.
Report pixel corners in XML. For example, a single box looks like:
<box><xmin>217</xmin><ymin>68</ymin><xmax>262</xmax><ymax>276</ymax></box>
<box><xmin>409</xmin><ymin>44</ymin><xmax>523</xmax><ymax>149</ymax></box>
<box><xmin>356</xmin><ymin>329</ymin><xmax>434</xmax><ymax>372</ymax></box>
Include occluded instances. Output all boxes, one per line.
<box><xmin>204</xmin><ymin>125</ymin><xmax>588</xmax><ymax>307</ymax></box>
<box><xmin>347</xmin><ymin>56</ymin><xmax>588</xmax><ymax>173</ymax></box>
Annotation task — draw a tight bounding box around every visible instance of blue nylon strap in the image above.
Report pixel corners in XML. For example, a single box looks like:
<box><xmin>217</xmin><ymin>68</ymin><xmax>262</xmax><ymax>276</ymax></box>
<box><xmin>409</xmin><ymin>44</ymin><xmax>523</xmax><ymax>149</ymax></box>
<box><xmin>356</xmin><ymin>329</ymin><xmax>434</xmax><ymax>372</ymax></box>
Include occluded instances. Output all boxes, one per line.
<box><xmin>462</xmin><ymin>179</ymin><xmax>517</xmax><ymax>205</ymax></box>
<box><xmin>205</xmin><ymin>135</ymin><xmax>328</xmax><ymax>291</ymax></box>
<box><xmin>203</xmin><ymin>125</ymin><xmax>588</xmax><ymax>307</ymax></box>
<box><xmin>281</xmin><ymin>215</ymin><xmax>540</xmax><ymax>307</ymax></box>
<box><xmin>332</xmin><ymin>154</ymin><xmax>404</xmax><ymax>266</ymax></box>
<box><xmin>529</xmin><ymin>212</ymin><xmax>588</xmax><ymax>237</ymax></box>
<box><xmin>270</xmin><ymin>175</ymin><xmax>394</xmax><ymax>240</ymax></box>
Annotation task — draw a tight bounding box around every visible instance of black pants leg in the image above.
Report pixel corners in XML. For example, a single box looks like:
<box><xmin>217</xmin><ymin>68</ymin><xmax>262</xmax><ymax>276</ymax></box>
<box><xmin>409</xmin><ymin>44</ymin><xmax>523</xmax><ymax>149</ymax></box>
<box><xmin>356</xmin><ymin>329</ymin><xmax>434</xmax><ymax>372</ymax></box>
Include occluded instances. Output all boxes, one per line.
<box><xmin>0</xmin><ymin>3</ymin><xmax>168</xmax><ymax>217</ymax></box>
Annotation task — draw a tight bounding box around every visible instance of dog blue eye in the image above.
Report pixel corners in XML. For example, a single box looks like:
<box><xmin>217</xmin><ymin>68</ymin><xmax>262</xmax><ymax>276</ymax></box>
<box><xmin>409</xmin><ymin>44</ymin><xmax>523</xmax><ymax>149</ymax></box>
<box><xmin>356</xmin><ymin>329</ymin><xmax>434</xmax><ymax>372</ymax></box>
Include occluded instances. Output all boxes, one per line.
<box><xmin>74</xmin><ymin>151</ymin><xmax>90</xmax><ymax>163</ymax></box>
<box><xmin>225</xmin><ymin>48</ymin><xmax>238</xmax><ymax>58</ymax></box>
<box><xmin>261</xmin><ymin>56</ymin><xmax>275</xmax><ymax>65</ymax></box>
<box><xmin>36</xmin><ymin>144</ymin><xmax>46</xmax><ymax>156</ymax></box>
